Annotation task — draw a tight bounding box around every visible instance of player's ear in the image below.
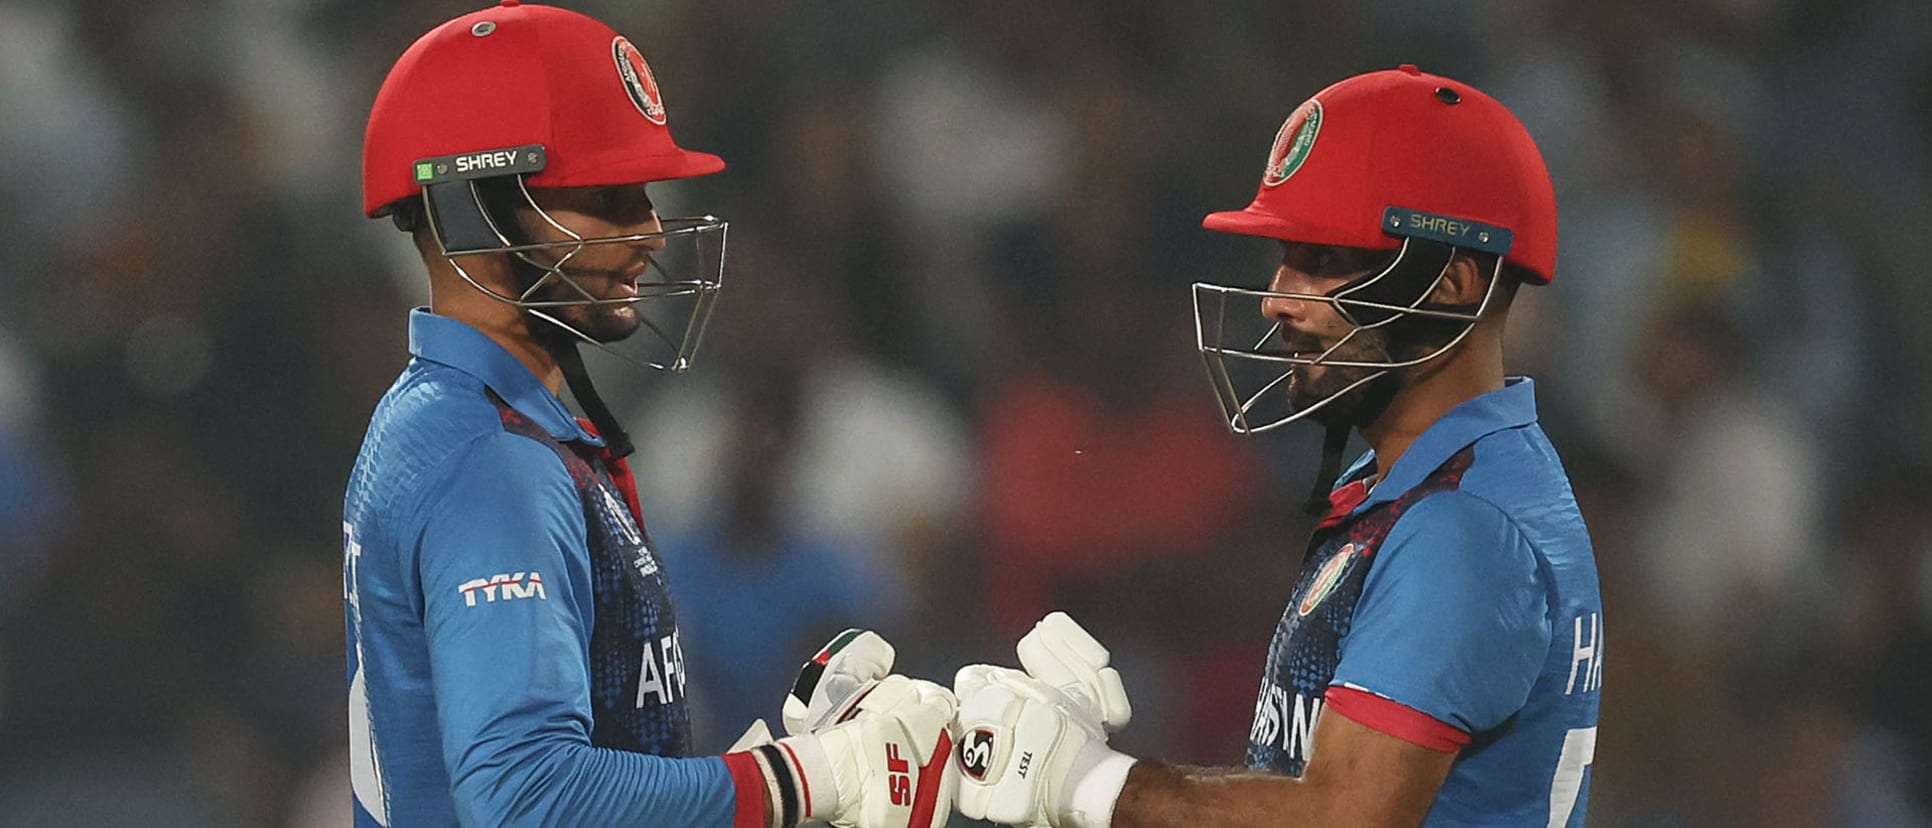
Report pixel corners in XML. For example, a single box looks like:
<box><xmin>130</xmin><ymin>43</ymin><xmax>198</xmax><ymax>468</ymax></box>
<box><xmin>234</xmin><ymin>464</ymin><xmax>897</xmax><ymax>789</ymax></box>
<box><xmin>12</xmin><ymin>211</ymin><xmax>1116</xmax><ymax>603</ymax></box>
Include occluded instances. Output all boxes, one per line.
<box><xmin>1427</xmin><ymin>252</ymin><xmax>1489</xmax><ymax>307</ymax></box>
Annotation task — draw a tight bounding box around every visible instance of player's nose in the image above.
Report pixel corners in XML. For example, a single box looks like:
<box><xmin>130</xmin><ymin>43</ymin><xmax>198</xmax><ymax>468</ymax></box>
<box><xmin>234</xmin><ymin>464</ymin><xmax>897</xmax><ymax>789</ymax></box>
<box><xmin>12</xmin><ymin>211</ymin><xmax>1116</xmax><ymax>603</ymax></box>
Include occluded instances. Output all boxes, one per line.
<box><xmin>1260</xmin><ymin>294</ymin><xmax>1297</xmax><ymax>323</ymax></box>
<box><xmin>1260</xmin><ymin>265</ymin><xmax>1307</xmax><ymax>322</ymax></box>
<box><xmin>628</xmin><ymin>212</ymin><xmax>668</xmax><ymax>253</ymax></box>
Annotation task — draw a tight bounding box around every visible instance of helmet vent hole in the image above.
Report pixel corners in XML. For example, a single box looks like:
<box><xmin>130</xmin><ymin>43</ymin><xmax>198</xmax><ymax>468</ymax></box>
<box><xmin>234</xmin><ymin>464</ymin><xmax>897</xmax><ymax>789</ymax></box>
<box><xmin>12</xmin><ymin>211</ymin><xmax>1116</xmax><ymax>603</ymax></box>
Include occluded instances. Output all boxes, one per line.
<box><xmin>1434</xmin><ymin>87</ymin><xmax>1461</xmax><ymax>105</ymax></box>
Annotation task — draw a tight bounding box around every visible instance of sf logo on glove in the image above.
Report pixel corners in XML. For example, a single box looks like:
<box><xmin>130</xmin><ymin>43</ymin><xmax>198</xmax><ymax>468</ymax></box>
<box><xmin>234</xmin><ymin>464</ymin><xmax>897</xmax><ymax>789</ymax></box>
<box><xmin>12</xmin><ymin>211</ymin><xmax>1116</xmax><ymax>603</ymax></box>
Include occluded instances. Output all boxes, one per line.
<box><xmin>888</xmin><ymin>743</ymin><xmax>913</xmax><ymax>805</ymax></box>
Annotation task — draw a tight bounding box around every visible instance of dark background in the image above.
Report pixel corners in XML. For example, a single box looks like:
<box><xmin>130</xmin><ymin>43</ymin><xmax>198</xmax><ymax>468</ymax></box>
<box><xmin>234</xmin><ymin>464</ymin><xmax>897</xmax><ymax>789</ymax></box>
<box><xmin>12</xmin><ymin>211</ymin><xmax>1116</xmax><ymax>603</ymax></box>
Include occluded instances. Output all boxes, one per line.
<box><xmin>1</xmin><ymin>0</ymin><xmax>1929</xmax><ymax>824</ymax></box>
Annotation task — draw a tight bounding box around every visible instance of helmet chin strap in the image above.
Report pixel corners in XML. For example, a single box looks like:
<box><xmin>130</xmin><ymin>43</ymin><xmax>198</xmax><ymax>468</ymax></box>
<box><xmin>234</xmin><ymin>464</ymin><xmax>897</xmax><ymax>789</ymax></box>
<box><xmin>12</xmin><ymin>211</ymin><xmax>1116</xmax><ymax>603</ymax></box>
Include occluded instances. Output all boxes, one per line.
<box><xmin>1303</xmin><ymin>423</ymin><xmax>1355</xmax><ymax>517</ymax></box>
<box><xmin>430</xmin><ymin>174</ymin><xmax>696</xmax><ymax>462</ymax></box>
<box><xmin>468</xmin><ymin>182</ymin><xmax>630</xmax><ymax>459</ymax></box>
<box><xmin>1297</xmin><ymin>239</ymin><xmax>1481</xmax><ymax>518</ymax></box>
<box><xmin>551</xmin><ymin>332</ymin><xmax>636</xmax><ymax>459</ymax></box>
<box><xmin>513</xmin><ymin>254</ymin><xmax>637</xmax><ymax>460</ymax></box>
<box><xmin>1299</xmin><ymin>369</ymin><xmax>1399</xmax><ymax>517</ymax></box>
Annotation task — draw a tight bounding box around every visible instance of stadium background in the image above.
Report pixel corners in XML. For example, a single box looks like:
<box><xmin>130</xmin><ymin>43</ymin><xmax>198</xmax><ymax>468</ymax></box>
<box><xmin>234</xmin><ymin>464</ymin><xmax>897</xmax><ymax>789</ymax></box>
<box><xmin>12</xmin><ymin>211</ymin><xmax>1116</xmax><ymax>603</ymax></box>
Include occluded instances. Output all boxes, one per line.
<box><xmin>2</xmin><ymin>0</ymin><xmax>1930</xmax><ymax>824</ymax></box>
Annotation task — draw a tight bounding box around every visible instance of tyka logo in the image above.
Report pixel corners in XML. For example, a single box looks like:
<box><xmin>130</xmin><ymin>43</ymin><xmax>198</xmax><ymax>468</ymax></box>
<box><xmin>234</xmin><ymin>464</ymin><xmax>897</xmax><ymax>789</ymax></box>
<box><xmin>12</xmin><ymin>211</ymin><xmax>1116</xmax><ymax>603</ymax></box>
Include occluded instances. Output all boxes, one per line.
<box><xmin>457</xmin><ymin>572</ymin><xmax>546</xmax><ymax>607</ymax></box>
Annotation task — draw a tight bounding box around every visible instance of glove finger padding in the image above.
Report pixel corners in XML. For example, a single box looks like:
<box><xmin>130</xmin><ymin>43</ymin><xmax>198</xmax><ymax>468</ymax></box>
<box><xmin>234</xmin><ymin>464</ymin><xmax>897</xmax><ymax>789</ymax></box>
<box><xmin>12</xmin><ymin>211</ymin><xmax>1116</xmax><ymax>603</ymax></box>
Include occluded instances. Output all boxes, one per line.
<box><xmin>886</xmin><ymin>677</ymin><xmax>959</xmax><ymax>760</ymax></box>
<box><xmin>951</xmin><ymin>664</ymin><xmax>1008</xmax><ymax>709</ymax></box>
<box><xmin>786</xmin><ymin>629</ymin><xmax>897</xmax><ymax>736</ymax></box>
<box><xmin>1016</xmin><ymin>613</ymin><xmax>1132</xmax><ymax>732</ymax></box>
<box><xmin>728</xmin><ymin>718</ymin><xmax>774</xmax><ymax>752</ymax></box>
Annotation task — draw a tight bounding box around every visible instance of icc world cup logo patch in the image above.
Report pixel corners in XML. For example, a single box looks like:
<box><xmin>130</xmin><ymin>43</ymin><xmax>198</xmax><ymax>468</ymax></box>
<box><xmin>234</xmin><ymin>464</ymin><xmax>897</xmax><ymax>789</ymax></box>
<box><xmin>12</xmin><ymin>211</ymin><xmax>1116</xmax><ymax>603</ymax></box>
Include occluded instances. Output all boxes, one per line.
<box><xmin>612</xmin><ymin>36</ymin><xmax>668</xmax><ymax>125</ymax></box>
<box><xmin>1263</xmin><ymin>99</ymin><xmax>1322</xmax><ymax>187</ymax></box>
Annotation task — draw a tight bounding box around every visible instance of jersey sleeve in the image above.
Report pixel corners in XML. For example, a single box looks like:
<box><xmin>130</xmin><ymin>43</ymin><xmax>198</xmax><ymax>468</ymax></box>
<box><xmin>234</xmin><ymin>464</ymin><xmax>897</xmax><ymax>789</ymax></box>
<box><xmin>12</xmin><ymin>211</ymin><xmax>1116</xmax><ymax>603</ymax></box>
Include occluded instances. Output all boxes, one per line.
<box><xmin>407</xmin><ymin>431</ymin><xmax>746</xmax><ymax>828</ymax></box>
<box><xmin>1329</xmin><ymin>490</ymin><xmax>1551</xmax><ymax>745</ymax></box>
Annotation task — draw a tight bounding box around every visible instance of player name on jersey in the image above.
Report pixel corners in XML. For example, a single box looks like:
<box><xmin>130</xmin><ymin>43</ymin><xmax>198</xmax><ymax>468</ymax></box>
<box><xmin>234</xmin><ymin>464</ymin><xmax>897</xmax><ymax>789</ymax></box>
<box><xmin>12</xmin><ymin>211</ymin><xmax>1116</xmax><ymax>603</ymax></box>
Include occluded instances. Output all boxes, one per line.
<box><xmin>1565</xmin><ymin>612</ymin><xmax>1603</xmax><ymax>696</ymax></box>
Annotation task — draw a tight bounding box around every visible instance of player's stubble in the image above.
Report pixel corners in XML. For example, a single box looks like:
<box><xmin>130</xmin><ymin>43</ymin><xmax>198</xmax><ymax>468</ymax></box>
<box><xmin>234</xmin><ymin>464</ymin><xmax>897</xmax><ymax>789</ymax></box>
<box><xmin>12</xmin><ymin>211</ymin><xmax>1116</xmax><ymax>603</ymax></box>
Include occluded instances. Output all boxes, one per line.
<box><xmin>1282</xmin><ymin>322</ymin><xmax>1391</xmax><ymax>426</ymax></box>
<box><xmin>546</xmin><ymin>288</ymin><xmax>642</xmax><ymax>344</ymax></box>
<box><xmin>1287</xmin><ymin>325</ymin><xmax>1432</xmax><ymax>428</ymax></box>
<box><xmin>519</xmin><ymin>252</ymin><xmax>648</xmax><ymax>344</ymax></box>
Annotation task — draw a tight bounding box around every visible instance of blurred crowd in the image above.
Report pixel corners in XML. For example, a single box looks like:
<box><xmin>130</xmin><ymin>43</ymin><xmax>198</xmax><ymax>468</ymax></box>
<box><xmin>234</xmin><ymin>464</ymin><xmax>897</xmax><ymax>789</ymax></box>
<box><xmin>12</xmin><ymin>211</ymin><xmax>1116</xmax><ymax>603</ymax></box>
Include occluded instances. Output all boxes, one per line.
<box><xmin>1</xmin><ymin>0</ymin><xmax>1930</xmax><ymax>824</ymax></box>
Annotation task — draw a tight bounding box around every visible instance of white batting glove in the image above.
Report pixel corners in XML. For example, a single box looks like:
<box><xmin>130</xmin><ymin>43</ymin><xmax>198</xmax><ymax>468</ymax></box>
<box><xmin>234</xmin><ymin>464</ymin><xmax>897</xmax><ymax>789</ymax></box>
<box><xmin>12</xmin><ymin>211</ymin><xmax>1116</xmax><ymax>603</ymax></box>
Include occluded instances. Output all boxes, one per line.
<box><xmin>1016</xmin><ymin>613</ymin><xmax>1132</xmax><ymax>733</ymax></box>
<box><xmin>785</xmin><ymin>629</ymin><xmax>898</xmax><ymax>737</ymax></box>
<box><xmin>740</xmin><ymin>675</ymin><xmax>957</xmax><ymax>828</ymax></box>
<box><xmin>729</xmin><ymin>718</ymin><xmax>776</xmax><ymax>752</ymax></box>
<box><xmin>952</xmin><ymin>666</ymin><xmax>1136</xmax><ymax>828</ymax></box>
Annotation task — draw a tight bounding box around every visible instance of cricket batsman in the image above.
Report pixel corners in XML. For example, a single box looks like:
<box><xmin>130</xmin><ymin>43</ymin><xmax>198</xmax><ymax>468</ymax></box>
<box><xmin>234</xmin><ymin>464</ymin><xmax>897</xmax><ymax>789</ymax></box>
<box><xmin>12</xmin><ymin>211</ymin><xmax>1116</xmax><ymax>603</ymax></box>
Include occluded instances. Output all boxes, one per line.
<box><xmin>342</xmin><ymin>3</ymin><xmax>954</xmax><ymax>826</ymax></box>
<box><xmin>950</xmin><ymin>66</ymin><xmax>1605</xmax><ymax>827</ymax></box>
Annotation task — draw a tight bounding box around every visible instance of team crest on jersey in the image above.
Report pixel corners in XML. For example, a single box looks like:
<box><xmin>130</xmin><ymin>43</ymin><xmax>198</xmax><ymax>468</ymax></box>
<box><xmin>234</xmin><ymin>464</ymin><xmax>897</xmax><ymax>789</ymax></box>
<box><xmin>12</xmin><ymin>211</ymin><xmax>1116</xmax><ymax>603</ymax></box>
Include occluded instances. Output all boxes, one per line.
<box><xmin>1263</xmin><ymin>99</ymin><xmax>1322</xmax><ymax>187</ymax></box>
<box><xmin>1297</xmin><ymin>543</ymin><xmax>1355</xmax><ymax>616</ymax></box>
<box><xmin>612</xmin><ymin>37</ymin><xmax>667</xmax><ymax>124</ymax></box>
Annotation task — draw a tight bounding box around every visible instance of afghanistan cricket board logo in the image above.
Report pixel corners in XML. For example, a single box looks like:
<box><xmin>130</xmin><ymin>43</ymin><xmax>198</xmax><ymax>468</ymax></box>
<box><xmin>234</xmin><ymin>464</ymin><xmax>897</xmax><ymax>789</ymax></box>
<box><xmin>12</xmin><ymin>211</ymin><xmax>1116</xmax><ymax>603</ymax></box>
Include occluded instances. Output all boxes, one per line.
<box><xmin>1297</xmin><ymin>542</ymin><xmax>1356</xmax><ymax>616</ymax></box>
<box><xmin>612</xmin><ymin>36</ymin><xmax>667</xmax><ymax>125</ymax></box>
<box><xmin>1263</xmin><ymin>99</ymin><xmax>1322</xmax><ymax>187</ymax></box>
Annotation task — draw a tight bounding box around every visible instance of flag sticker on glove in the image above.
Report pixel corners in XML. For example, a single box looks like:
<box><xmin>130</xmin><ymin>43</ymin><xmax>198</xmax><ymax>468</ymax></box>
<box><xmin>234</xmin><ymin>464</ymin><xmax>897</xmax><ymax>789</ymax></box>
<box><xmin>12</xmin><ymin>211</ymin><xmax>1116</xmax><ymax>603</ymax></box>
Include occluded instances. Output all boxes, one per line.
<box><xmin>958</xmin><ymin>728</ymin><xmax>996</xmax><ymax>781</ymax></box>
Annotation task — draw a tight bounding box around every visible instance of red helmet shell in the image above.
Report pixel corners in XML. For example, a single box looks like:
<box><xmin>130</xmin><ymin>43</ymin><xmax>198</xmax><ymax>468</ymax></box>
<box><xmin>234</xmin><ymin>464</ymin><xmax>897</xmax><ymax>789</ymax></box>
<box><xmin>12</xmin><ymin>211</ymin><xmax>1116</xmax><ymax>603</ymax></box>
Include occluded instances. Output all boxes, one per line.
<box><xmin>1204</xmin><ymin>65</ymin><xmax>1557</xmax><ymax>283</ymax></box>
<box><xmin>362</xmin><ymin>1</ymin><xmax>724</xmax><ymax>217</ymax></box>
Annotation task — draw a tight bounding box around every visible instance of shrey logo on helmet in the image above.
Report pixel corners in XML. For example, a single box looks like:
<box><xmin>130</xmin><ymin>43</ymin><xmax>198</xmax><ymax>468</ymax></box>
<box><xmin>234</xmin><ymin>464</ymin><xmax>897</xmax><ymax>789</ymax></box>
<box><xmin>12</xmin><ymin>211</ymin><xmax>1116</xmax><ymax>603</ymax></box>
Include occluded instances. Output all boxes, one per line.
<box><xmin>1262</xmin><ymin>99</ymin><xmax>1322</xmax><ymax>187</ymax></box>
<box><xmin>612</xmin><ymin>36</ymin><xmax>667</xmax><ymax>124</ymax></box>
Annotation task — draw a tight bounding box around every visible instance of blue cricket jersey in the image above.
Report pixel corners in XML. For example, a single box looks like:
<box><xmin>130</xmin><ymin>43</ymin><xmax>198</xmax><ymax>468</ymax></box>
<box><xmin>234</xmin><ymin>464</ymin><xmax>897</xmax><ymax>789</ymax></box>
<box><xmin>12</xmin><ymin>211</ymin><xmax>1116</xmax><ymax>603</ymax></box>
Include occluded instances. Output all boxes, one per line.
<box><xmin>342</xmin><ymin>310</ymin><xmax>741</xmax><ymax>827</ymax></box>
<box><xmin>1247</xmin><ymin>378</ymin><xmax>1603</xmax><ymax>827</ymax></box>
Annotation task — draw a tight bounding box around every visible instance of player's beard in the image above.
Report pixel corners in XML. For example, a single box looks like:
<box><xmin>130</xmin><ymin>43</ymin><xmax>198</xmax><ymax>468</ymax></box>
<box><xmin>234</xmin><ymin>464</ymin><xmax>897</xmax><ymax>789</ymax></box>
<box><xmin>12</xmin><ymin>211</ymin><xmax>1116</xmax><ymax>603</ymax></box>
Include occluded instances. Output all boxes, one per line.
<box><xmin>546</xmin><ymin>296</ymin><xmax>641</xmax><ymax>344</ymax></box>
<box><xmin>527</xmin><ymin>270</ymin><xmax>644</xmax><ymax>344</ymax></box>
<box><xmin>1286</xmin><ymin>326</ymin><xmax>1399</xmax><ymax>428</ymax></box>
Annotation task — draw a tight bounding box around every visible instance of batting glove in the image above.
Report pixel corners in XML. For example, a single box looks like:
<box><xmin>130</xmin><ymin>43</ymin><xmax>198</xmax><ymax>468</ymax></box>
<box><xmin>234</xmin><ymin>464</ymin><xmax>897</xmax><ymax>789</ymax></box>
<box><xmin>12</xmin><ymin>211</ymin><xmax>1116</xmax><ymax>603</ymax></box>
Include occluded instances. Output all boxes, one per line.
<box><xmin>785</xmin><ymin>629</ymin><xmax>898</xmax><ymax>737</ymax></box>
<box><xmin>729</xmin><ymin>719</ymin><xmax>776</xmax><ymax>752</ymax></box>
<box><xmin>1016</xmin><ymin>612</ymin><xmax>1132</xmax><ymax>733</ymax></box>
<box><xmin>952</xmin><ymin>666</ymin><xmax>1135</xmax><ymax>828</ymax></box>
<box><xmin>735</xmin><ymin>675</ymin><xmax>958</xmax><ymax>828</ymax></box>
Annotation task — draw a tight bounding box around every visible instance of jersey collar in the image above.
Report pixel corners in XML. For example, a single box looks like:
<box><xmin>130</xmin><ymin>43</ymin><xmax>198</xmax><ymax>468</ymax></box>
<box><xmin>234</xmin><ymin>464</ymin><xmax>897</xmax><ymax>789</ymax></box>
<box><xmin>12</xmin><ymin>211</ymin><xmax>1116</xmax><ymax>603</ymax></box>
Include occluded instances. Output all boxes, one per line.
<box><xmin>407</xmin><ymin>308</ymin><xmax>603</xmax><ymax>446</ymax></box>
<box><xmin>1342</xmin><ymin>377</ymin><xmax>1538</xmax><ymax>514</ymax></box>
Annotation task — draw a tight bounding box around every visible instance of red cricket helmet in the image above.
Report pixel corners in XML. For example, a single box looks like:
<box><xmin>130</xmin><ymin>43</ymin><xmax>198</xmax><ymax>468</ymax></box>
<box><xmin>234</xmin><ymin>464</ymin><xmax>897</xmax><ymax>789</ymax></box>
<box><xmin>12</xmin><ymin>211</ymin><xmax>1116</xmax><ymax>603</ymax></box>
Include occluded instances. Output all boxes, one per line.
<box><xmin>362</xmin><ymin>3</ymin><xmax>735</xmax><ymax>461</ymax></box>
<box><xmin>362</xmin><ymin>0</ymin><xmax>724</xmax><ymax>218</ymax></box>
<box><xmin>1204</xmin><ymin>64</ymin><xmax>1557</xmax><ymax>283</ymax></box>
<box><xmin>1190</xmin><ymin>63</ymin><xmax>1560</xmax><ymax>494</ymax></box>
